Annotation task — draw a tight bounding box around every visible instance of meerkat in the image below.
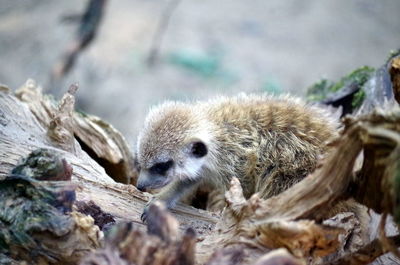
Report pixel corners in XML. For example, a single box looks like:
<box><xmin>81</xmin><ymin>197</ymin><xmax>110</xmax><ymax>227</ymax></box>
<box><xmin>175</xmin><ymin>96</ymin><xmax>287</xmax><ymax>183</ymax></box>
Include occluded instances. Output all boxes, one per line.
<box><xmin>135</xmin><ymin>94</ymin><xmax>344</xmax><ymax>220</ymax></box>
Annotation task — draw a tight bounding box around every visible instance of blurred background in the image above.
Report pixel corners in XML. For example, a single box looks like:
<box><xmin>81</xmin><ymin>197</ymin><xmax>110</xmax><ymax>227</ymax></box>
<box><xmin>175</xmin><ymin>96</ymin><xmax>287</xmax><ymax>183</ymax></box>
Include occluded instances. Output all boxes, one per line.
<box><xmin>0</xmin><ymin>0</ymin><xmax>399</xmax><ymax>146</ymax></box>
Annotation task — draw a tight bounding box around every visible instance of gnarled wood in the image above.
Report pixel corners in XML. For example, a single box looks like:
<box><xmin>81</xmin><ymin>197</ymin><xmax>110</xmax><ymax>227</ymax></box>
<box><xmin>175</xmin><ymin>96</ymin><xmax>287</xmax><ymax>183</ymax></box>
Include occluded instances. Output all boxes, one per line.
<box><xmin>0</xmin><ymin>84</ymin><xmax>217</xmax><ymax>235</ymax></box>
<box><xmin>15</xmin><ymin>79</ymin><xmax>138</xmax><ymax>184</ymax></box>
<box><xmin>1</xmin><ymin>79</ymin><xmax>400</xmax><ymax>265</ymax></box>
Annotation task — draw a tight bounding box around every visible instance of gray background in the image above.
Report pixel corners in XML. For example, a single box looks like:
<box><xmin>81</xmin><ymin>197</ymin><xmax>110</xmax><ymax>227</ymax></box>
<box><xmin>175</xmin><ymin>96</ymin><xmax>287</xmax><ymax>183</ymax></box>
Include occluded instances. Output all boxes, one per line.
<box><xmin>0</xmin><ymin>0</ymin><xmax>399</xmax><ymax>145</ymax></box>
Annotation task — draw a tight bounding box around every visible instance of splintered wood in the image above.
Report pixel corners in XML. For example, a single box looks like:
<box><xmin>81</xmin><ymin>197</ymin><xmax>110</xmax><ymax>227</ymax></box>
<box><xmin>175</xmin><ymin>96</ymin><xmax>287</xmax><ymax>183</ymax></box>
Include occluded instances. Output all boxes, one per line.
<box><xmin>0</xmin><ymin>79</ymin><xmax>400</xmax><ymax>265</ymax></box>
<box><xmin>0</xmin><ymin>81</ymin><xmax>217</xmax><ymax>237</ymax></box>
<box><xmin>15</xmin><ymin>79</ymin><xmax>137</xmax><ymax>184</ymax></box>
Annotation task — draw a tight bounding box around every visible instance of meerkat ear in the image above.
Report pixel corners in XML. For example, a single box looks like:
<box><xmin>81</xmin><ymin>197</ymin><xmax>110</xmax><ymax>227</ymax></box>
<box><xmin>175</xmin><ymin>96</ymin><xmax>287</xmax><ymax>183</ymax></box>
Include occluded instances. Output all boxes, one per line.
<box><xmin>189</xmin><ymin>140</ymin><xmax>208</xmax><ymax>158</ymax></box>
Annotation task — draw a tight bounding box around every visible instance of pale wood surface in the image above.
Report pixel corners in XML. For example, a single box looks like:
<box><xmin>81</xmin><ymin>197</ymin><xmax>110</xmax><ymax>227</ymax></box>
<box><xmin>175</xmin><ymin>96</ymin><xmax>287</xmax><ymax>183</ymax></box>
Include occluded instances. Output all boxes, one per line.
<box><xmin>1</xmin><ymin>81</ymin><xmax>400</xmax><ymax>265</ymax></box>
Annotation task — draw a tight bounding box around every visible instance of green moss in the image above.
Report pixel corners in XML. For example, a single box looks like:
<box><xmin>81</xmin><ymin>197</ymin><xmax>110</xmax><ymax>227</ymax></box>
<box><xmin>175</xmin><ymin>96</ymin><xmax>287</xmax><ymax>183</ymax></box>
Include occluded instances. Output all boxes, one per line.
<box><xmin>306</xmin><ymin>79</ymin><xmax>334</xmax><ymax>101</ymax></box>
<box><xmin>306</xmin><ymin>66</ymin><xmax>374</xmax><ymax>103</ymax></box>
<box><xmin>11</xmin><ymin>149</ymin><xmax>70</xmax><ymax>181</ymax></box>
<box><xmin>332</xmin><ymin>66</ymin><xmax>374</xmax><ymax>92</ymax></box>
<box><xmin>351</xmin><ymin>90</ymin><xmax>366</xmax><ymax>109</ymax></box>
<box><xmin>0</xmin><ymin>175</ymin><xmax>74</xmax><ymax>254</ymax></box>
<box><xmin>0</xmin><ymin>149</ymin><xmax>75</xmax><ymax>259</ymax></box>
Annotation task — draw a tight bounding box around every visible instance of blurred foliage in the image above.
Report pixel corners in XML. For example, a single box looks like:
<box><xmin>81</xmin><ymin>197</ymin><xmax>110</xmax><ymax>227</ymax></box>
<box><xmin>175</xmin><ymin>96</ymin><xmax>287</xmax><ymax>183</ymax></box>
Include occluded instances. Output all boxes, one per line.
<box><xmin>260</xmin><ymin>78</ymin><xmax>283</xmax><ymax>95</ymax></box>
<box><xmin>306</xmin><ymin>79</ymin><xmax>335</xmax><ymax>102</ymax></box>
<box><xmin>351</xmin><ymin>89</ymin><xmax>366</xmax><ymax>109</ymax></box>
<box><xmin>168</xmin><ymin>49</ymin><xmax>221</xmax><ymax>77</ymax></box>
<box><xmin>306</xmin><ymin>66</ymin><xmax>375</xmax><ymax>107</ymax></box>
<box><xmin>168</xmin><ymin>48</ymin><xmax>238</xmax><ymax>84</ymax></box>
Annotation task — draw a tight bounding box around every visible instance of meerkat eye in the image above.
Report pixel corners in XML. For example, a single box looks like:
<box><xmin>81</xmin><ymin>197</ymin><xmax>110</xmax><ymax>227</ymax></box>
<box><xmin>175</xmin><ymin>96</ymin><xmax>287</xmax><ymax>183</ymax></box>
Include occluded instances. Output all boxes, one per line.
<box><xmin>149</xmin><ymin>160</ymin><xmax>173</xmax><ymax>175</ymax></box>
<box><xmin>191</xmin><ymin>141</ymin><xmax>208</xmax><ymax>158</ymax></box>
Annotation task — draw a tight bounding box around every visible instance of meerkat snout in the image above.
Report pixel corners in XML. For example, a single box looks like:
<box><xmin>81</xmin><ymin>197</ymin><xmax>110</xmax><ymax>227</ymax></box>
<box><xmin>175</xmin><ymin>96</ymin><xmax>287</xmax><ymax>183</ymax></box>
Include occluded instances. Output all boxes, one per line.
<box><xmin>137</xmin><ymin>159</ymin><xmax>174</xmax><ymax>191</ymax></box>
<box><xmin>136</xmin><ymin>137</ymin><xmax>209</xmax><ymax>194</ymax></box>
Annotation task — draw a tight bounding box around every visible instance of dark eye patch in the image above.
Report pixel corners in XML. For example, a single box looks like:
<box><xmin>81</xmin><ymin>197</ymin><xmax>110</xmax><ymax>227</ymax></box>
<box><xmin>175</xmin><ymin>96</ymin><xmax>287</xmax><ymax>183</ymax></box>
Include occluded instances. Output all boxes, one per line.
<box><xmin>191</xmin><ymin>141</ymin><xmax>207</xmax><ymax>158</ymax></box>
<box><xmin>149</xmin><ymin>160</ymin><xmax>173</xmax><ymax>175</ymax></box>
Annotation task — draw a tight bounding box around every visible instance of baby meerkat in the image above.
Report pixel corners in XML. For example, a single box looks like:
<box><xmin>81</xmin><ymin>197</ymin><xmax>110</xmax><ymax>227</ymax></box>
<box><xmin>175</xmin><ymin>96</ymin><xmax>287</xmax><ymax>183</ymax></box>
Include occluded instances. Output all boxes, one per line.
<box><xmin>136</xmin><ymin>94</ymin><xmax>339</xmax><ymax>220</ymax></box>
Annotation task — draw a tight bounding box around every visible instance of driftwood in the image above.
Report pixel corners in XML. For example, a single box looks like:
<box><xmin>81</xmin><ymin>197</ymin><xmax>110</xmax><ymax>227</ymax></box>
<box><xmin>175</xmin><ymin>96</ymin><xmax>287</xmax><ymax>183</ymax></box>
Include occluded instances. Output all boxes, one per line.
<box><xmin>0</xmin><ymin>65</ymin><xmax>400</xmax><ymax>264</ymax></box>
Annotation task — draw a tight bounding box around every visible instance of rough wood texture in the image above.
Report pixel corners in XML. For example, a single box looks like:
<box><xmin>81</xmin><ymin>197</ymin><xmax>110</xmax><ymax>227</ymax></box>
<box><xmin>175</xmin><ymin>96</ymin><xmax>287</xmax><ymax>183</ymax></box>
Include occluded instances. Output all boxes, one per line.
<box><xmin>0</xmin><ymin>83</ymin><xmax>113</xmax><ymax>184</ymax></box>
<box><xmin>0</xmin><ymin>150</ymin><xmax>102</xmax><ymax>265</ymax></box>
<box><xmin>327</xmin><ymin>235</ymin><xmax>400</xmax><ymax>265</ymax></box>
<box><xmin>15</xmin><ymin>79</ymin><xmax>137</xmax><ymax>184</ymax></box>
<box><xmin>1</xmin><ymin>79</ymin><xmax>400</xmax><ymax>265</ymax></box>
<box><xmin>81</xmin><ymin>202</ymin><xmax>197</xmax><ymax>265</ymax></box>
<box><xmin>0</xmin><ymin>83</ymin><xmax>217</xmax><ymax>235</ymax></box>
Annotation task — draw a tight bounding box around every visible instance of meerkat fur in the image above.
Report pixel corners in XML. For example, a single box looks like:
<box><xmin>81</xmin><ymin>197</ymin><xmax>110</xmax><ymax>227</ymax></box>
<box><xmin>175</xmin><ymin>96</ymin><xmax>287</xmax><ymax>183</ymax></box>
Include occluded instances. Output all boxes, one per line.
<box><xmin>136</xmin><ymin>94</ymin><xmax>341</xmax><ymax>218</ymax></box>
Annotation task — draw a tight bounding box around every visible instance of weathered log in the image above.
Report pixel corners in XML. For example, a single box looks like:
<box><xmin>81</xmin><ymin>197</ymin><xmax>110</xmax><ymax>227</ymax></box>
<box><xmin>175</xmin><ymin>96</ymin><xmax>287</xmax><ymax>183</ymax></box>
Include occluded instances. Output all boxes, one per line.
<box><xmin>1</xmin><ymin>78</ymin><xmax>400</xmax><ymax>265</ymax></box>
<box><xmin>0</xmin><ymin>83</ymin><xmax>113</xmax><ymax>184</ymax></box>
<box><xmin>15</xmin><ymin>79</ymin><xmax>137</xmax><ymax>184</ymax></box>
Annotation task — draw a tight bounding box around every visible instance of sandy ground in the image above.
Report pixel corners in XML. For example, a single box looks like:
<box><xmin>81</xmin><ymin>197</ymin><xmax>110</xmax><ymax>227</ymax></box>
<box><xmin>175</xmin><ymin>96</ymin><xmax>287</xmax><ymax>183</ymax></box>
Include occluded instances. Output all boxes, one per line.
<box><xmin>0</xmin><ymin>0</ymin><xmax>400</xmax><ymax>145</ymax></box>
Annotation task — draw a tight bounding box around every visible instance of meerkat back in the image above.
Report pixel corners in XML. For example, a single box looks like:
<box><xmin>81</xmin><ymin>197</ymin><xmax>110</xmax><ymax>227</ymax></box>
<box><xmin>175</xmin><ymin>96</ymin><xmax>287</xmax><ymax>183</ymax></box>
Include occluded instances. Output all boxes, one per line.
<box><xmin>200</xmin><ymin>94</ymin><xmax>340</xmax><ymax>200</ymax></box>
<box><xmin>136</xmin><ymin>94</ymin><xmax>340</xmax><ymax>216</ymax></box>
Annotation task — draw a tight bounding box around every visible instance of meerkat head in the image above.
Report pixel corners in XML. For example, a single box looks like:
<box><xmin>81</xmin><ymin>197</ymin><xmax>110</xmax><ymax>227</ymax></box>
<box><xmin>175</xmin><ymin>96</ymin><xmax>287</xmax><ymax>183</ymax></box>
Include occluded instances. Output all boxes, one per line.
<box><xmin>136</xmin><ymin>102</ymin><xmax>213</xmax><ymax>192</ymax></box>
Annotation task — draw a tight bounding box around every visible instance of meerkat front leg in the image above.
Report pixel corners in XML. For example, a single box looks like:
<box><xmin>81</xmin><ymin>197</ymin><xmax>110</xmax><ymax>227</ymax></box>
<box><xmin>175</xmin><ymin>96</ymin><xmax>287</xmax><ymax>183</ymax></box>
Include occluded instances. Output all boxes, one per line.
<box><xmin>141</xmin><ymin>178</ymin><xmax>200</xmax><ymax>222</ymax></box>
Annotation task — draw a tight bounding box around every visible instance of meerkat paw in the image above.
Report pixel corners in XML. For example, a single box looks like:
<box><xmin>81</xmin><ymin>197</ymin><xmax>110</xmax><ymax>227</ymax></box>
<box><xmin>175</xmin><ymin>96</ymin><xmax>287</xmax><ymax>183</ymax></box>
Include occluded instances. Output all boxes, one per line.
<box><xmin>141</xmin><ymin>199</ymin><xmax>163</xmax><ymax>222</ymax></box>
<box><xmin>140</xmin><ymin>209</ymin><xmax>148</xmax><ymax>222</ymax></box>
<box><xmin>141</xmin><ymin>201</ymin><xmax>153</xmax><ymax>222</ymax></box>
<box><xmin>141</xmin><ymin>198</ymin><xmax>177</xmax><ymax>222</ymax></box>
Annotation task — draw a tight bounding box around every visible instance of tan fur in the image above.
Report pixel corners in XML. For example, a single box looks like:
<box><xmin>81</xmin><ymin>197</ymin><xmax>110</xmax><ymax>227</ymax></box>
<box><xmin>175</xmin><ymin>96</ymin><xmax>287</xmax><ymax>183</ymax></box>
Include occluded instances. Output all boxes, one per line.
<box><xmin>137</xmin><ymin>94</ymin><xmax>340</xmax><ymax>209</ymax></box>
